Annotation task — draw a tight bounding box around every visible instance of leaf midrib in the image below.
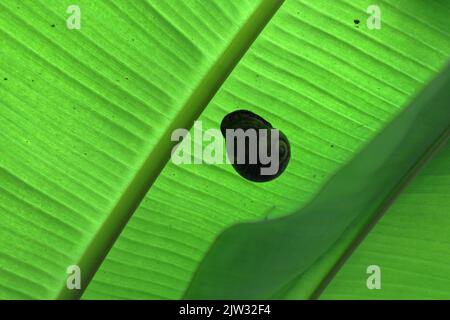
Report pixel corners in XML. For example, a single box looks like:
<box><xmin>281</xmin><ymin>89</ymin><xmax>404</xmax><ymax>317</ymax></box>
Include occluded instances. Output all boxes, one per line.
<box><xmin>57</xmin><ymin>0</ymin><xmax>285</xmax><ymax>300</ymax></box>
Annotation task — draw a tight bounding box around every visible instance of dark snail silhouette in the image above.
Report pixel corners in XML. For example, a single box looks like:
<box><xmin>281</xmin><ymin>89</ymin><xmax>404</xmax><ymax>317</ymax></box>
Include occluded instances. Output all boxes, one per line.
<box><xmin>220</xmin><ymin>110</ymin><xmax>290</xmax><ymax>182</ymax></box>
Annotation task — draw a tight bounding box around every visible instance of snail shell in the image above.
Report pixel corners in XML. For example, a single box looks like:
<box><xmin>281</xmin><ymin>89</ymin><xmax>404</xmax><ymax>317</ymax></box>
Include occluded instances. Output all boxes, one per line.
<box><xmin>220</xmin><ymin>110</ymin><xmax>290</xmax><ymax>182</ymax></box>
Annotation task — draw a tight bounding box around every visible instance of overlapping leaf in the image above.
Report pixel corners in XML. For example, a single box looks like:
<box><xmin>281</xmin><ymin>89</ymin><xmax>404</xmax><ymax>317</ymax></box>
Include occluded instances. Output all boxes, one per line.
<box><xmin>320</xmin><ymin>141</ymin><xmax>450</xmax><ymax>300</ymax></box>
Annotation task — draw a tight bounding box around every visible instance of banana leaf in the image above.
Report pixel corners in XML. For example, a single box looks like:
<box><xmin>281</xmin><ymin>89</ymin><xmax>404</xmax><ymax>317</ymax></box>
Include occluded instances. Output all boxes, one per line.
<box><xmin>85</xmin><ymin>0</ymin><xmax>450</xmax><ymax>299</ymax></box>
<box><xmin>0</xmin><ymin>0</ymin><xmax>449</xmax><ymax>300</ymax></box>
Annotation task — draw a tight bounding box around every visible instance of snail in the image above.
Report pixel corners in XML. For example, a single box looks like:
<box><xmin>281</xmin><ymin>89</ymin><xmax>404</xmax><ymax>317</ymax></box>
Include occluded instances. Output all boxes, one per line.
<box><xmin>220</xmin><ymin>110</ymin><xmax>290</xmax><ymax>182</ymax></box>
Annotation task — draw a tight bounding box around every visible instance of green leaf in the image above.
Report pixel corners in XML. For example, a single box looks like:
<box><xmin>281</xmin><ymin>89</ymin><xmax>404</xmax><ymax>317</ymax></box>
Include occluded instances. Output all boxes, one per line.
<box><xmin>0</xmin><ymin>0</ymin><xmax>282</xmax><ymax>299</ymax></box>
<box><xmin>2</xmin><ymin>0</ymin><xmax>449</xmax><ymax>300</ymax></box>
<box><xmin>319</xmin><ymin>140</ymin><xmax>450</xmax><ymax>300</ymax></box>
<box><xmin>83</xmin><ymin>0</ymin><xmax>450</xmax><ymax>299</ymax></box>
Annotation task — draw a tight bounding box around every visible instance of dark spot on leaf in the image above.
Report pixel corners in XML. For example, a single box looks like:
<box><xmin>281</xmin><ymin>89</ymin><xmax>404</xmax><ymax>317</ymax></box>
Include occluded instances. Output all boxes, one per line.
<box><xmin>221</xmin><ymin>110</ymin><xmax>291</xmax><ymax>183</ymax></box>
<box><xmin>51</xmin><ymin>24</ymin><xmax>55</xmax><ymax>28</ymax></box>
<box><xmin>3</xmin><ymin>78</ymin><xmax>7</xmax><ymax>81</ymax></box>
<box><xmin>354</xmin><ymin>19</ymin><xmax>360</xmax><ymax>25</ymax></box>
